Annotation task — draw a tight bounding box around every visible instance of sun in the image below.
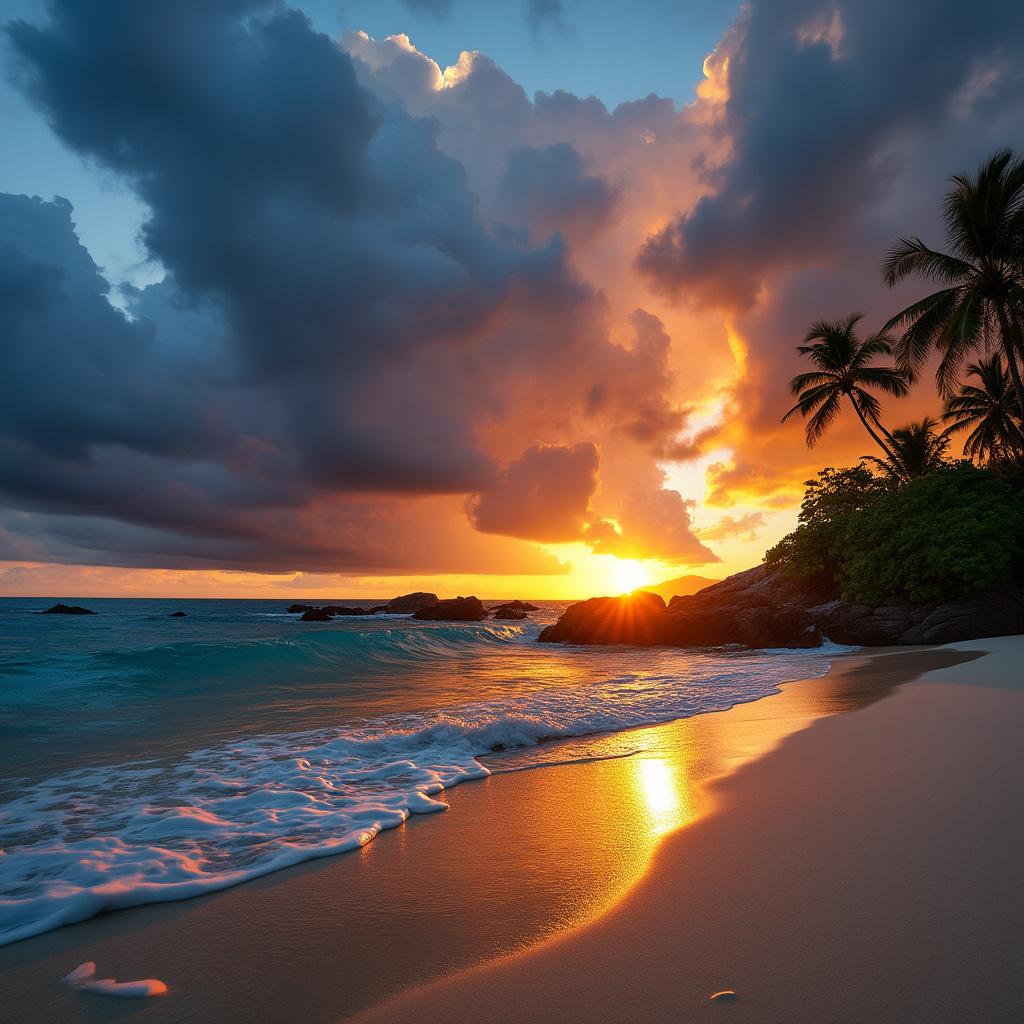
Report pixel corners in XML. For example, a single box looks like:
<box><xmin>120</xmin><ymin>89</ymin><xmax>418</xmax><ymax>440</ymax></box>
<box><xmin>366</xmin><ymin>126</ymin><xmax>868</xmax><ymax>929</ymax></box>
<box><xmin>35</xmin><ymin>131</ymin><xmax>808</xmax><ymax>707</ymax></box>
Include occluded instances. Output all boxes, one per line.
<box><xmin>610</xmin><ymin>558</ymin><xmax>649</xmax><ymax>595</ymax></box>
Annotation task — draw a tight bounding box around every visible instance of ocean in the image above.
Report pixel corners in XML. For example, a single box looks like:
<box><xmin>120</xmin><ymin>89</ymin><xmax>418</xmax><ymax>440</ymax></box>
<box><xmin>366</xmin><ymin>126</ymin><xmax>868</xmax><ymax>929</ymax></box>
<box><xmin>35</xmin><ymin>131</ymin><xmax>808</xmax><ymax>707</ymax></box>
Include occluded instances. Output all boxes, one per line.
<box><xmin>0</xmin><ymin>597</ymin><xmax>846</xmax><ymax>946</ymax></box>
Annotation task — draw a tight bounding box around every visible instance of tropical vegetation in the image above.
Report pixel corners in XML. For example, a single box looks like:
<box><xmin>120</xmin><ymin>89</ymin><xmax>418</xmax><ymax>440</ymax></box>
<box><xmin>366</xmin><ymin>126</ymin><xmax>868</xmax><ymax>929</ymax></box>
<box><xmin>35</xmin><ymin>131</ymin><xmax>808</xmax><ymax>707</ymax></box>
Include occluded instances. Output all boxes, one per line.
<box><xmin>782</xmin><ymin>315</ymin><xmax>910</xmax><ymax>457</ymax></box>
<box><xmin>773</xmin><ymin>150</ymin><xmax>1024</xmax><ymax>605</ymax></box>
<box><xmin>941</xmin><ymin>355</ymin><xmax>1024</xmax><ymax>465</ymax></box>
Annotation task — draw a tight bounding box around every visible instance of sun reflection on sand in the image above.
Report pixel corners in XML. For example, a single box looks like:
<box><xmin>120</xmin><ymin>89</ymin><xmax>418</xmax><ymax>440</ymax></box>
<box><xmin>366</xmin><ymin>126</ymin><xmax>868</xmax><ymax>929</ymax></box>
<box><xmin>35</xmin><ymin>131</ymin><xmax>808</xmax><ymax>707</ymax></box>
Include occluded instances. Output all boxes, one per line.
<box><xmin>634</xmin><ymin>757</ymin><xmax>691</xmax><ymax>837</ymax></box>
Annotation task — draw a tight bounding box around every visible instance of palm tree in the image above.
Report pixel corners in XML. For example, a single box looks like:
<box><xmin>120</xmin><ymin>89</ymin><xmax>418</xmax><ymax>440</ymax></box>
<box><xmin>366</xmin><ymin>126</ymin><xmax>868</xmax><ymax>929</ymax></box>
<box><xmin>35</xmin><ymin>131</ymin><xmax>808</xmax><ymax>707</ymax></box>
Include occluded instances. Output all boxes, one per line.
<box><xmin>882</xmin><ymin>149</ymin><xmax>1024</xmax><ymax>419</ymax></box>
<box><xmin>941</xmin><ymin>354</ymin><xmax>1024</xmax><ymax>464</ymax></box>
<box><xmin>862</xmin><ymin>418</ymin><xmax>950</xmax><ymax>482</ymax></box>
<box><xmin>782</xmin><ymin>314</ymin><xmax>911</xmax><ymax>458</ymax></box>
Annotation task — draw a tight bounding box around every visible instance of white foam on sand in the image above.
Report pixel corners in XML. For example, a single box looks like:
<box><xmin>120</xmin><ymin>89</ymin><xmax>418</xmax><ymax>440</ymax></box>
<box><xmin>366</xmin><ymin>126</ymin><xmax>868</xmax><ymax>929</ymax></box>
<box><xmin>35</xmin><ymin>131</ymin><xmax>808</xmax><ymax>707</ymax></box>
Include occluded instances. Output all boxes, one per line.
<box><xmin>61</xmin><ymin>961</ymin><xmax>168</xmax><ymax>997</ymax></box>
<box><xmin>0</xmin><ymin>644</ymin><xmax>849</xmax><ymax>946</ymax></box>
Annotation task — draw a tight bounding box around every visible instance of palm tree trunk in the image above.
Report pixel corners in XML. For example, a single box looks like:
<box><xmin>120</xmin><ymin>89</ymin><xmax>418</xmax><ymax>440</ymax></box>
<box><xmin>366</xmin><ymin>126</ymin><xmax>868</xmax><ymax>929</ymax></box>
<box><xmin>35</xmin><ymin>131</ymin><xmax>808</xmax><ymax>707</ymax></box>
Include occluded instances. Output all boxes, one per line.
<box><xmin>847</xmin><ymin>395</ymin><xmax>897</xmax><ymax>461</ymax></box>
<box><xmin>996</xmin><ymin>303</ymin><xmax>1024</xmax><ymax>422</ymax></box>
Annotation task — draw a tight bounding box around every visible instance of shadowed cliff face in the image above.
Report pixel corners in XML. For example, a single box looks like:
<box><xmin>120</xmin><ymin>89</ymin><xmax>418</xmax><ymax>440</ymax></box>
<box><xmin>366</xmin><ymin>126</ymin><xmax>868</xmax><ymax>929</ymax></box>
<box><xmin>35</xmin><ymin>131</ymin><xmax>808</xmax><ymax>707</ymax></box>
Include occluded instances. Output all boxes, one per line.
<box><xmin>540</xmin><ymin>566</ymin><xmax>1024</xmax><ymax>649</ymax></box>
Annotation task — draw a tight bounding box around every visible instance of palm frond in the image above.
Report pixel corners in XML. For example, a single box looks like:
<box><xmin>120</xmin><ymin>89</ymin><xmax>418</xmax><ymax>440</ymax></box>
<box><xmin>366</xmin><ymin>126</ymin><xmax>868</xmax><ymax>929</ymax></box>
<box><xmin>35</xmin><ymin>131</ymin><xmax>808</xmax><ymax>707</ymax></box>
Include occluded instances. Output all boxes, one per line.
<box><xmin>855</xmin><ymin>366</ymin><xmax>912</xmax><ymax>397</ymax></box>
<box><xmin>787</xmin><ymin>370</ymin><xmax>836</xmax><ymax>397</ymax></box>
<box><xmin>881</xmin><ymin>238</ymin><xmax>972</xmax><ymax>287</ymax></box>
<box><xmin>803</xmin><ymin>391</ymin><xmax>843</xmax><ymax>447</ymax></box>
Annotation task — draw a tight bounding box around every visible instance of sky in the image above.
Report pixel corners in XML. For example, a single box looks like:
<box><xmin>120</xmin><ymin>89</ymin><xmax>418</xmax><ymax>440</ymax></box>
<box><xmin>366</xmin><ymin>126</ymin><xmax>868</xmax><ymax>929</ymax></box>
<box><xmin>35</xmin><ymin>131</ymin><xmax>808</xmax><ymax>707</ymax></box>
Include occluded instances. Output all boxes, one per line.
<box><xmin>0</xmin><ymin>0</ymin><xmax>1022</xmax><ymax>599</ymax></box>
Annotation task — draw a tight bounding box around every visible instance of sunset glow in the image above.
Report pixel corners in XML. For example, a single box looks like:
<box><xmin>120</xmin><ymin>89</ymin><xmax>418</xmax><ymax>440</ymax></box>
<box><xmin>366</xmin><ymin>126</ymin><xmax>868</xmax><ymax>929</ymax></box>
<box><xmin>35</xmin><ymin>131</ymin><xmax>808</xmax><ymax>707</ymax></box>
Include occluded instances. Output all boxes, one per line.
<box><xmin>610</xmin><ymin>558</ymin><xmax>651</xmax><ymax>595</ymax></box>
<box><xmin>3</xmin><ymin>3</ymin><xmax>1023</xmax><ymax>1021</ymax></box>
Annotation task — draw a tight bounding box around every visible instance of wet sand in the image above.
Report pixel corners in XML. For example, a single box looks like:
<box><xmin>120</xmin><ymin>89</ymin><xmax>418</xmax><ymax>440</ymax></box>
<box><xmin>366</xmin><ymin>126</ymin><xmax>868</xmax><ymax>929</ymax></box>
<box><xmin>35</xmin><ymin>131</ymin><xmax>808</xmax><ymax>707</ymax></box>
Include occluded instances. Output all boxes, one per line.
<box><xmin>0</xmin><ymin>643</ymin><xmax>1004</xmax><ymax>1022</ymax></box>
<box><xmin>354</xmin><ymin>638</ymin><xmax>1024</xmax><ymax>1024</ymax></box>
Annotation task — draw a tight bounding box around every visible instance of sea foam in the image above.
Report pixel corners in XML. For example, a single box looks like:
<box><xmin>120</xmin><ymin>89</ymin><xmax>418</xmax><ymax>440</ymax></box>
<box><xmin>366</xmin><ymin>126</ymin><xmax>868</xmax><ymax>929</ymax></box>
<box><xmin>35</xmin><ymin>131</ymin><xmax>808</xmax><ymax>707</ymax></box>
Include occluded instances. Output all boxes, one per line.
<box><xmin>0</xmin><ymin>642</ymin><xmax>847</xmax><ymax>946</ymax></box>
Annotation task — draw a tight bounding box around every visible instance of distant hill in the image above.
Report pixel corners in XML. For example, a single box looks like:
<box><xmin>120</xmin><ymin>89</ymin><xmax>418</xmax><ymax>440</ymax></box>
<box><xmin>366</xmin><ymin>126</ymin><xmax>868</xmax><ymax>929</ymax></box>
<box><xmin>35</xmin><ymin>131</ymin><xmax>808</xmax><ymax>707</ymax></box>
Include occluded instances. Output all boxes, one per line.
<box><xmin>640</xmin><ymin>574</ymin><xmax>721</xmax><ymax>603</ymax></box>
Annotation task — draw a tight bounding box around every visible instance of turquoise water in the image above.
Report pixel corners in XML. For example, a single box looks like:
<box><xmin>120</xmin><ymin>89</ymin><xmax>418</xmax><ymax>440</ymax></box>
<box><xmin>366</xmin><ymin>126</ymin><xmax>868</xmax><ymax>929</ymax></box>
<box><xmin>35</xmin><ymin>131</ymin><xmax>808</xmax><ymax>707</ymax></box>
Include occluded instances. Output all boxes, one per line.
<box><xmin>0</xmin><ymin>597</ymin><xmax>844</xmax><ymax>945</ymax></box>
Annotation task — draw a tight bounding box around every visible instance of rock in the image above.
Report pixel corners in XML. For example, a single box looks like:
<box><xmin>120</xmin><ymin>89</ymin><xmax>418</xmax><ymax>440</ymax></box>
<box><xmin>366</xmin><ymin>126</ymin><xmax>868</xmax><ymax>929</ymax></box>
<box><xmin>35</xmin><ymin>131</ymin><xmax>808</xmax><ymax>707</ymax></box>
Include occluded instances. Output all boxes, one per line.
<box><xmin>368</xmin><ymin>606</ymin><xmax>387</xmax><ymax>614</ymax></box>
<box><xmin>492</xmin><ymin>607</ymin><xmax>529</xmax><ymax>620</ymax></box>
<box><xmin>286</xmin><ymin>604</ymin><xmax>316</xmax><ymax>614</ymax></box>
<box><xmin>41</xmin><ymin>603</ymin><xmax>95</xmax><ymax>615</ymax></box>
<box><xmin>803</xmin><ymin>580</ymin><xmax>1024</xmax><ymax>646</ymax></box>
<box><xmin>490</xmin><ymin>601</ymin><xmax>536</xmax><ymax>619</ymax></box>
<box><xmin>323</xmin><ymin>605</ymin><xmax>373</xmax><ymax>616</ymax></box>
<box><xmin>169</xmin><ymin>611</ymin><xmax>187</xmax><ymax>617</ymax></box>
<box><xmin>412</xmin><ymin>596</ymin><xmax>486</xmax><ymax>621</ymax></box>
<box><xmin>300</xmin><ymin>608</ymin><xmax>334</xmax><ymax>621</ymax></box>
<box><xmin>538</xmin><ymin>592</ymin><xmax>669</xmax><ymax>645</ymax></box>
<box><xmin>384</xmin><ymin>592</ymin><xmax>439</xmax><ymax>614</ymax></box>
<box><xmin>488</xmin><ymin>600</ymin><xmax>539</xmax><ymax>612</ymax></box>
<box><xmin>541</xmin><ymin>563</ymin><xmax>1024</xmax><ymax>650</ymax></box>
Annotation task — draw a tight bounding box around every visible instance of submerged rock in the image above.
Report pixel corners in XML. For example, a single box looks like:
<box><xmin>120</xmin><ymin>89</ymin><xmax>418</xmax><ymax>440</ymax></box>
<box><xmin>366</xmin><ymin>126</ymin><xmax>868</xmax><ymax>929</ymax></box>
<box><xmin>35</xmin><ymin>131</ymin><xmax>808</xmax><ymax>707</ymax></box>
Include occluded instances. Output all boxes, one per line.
<box><xmin>412</xmin><ymin>596</ymin><xmax>486</xmax><ymax>621</ymax></box>
<box><xmin>384</xmin><ymin>592</ymin><xmax>439</xmax><ymax>614</ymax></box>
<box><xmin>300</xmin><ymin>608</ymin><xmax>334</xmax><ymax>622</ymax></box>
<box><xmin>286</xmin><ymin>604</ymin><xmax>316</xmax><ymax>613</ymax></box>
<box><xmin>168</xmin><ymin>611</ymin><xmax>187</xmax><ymax>617</ymax></box>
<box><xmin>41</xmin><ymin>603</ymin><xmax>95</xmax><ymax>615</ymax></box>
<box><xmin>492</xmin><ymin>606</ymin><xmax>529</xmax><ymax>620</ymax></box>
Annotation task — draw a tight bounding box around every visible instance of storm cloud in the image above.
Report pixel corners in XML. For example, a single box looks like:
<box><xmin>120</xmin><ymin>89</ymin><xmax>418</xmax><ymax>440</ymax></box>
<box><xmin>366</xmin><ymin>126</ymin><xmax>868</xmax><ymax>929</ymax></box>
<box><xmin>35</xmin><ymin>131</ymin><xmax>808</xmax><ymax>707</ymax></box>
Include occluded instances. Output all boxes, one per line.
<box><xmin>467</xmin><ymin>443</ymin><xmax>601</xmax><ymax>543</ymax></box>
<box><xmin>4</xmin><ymin>0</ymin><xmax>1021</xmax><ymax>581</ymax></box>
<box><xmin>0</xmin><ymin>0</ymin><xmax>708</xmax><ymax>573</ymax></box>
<box><xmin>637</xmin><ymin>0</ymin><xmax>1024</xmax><ymax>312</ymax></box>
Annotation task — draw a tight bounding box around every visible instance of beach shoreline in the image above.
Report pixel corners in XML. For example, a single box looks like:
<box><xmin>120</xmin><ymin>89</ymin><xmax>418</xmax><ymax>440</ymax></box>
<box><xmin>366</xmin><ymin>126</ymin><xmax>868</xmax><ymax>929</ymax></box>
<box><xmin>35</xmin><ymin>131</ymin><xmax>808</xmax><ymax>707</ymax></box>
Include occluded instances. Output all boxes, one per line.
<box><xmin>353</xmin><ymin>637</ymin><xmax>1024</xmax><ymax>1024</ymax></box>
<box><xmin>0</xmin><ymin>641</ymin><xmax>1017</xmax><ymax>1022</ymax></box>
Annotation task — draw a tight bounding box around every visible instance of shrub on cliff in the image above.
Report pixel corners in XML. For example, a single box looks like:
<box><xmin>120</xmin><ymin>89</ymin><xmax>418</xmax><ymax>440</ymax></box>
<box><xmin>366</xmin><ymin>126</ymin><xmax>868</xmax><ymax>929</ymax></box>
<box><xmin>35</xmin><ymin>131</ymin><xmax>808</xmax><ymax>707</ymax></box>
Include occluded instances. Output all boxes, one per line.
<box><xmin>838</xmin><ymin>464</ymin><xmax>1023</xmax><ymax>603</ymax></box>
<box><xmin>765</xmin><ymin>465</ymin><xmax>889</xmax><ymax>580</ymax></box>
<box><xmin>767</xmin><ymin>463</ymin><xmax>1024</xmax><ymax>604</ymax></box>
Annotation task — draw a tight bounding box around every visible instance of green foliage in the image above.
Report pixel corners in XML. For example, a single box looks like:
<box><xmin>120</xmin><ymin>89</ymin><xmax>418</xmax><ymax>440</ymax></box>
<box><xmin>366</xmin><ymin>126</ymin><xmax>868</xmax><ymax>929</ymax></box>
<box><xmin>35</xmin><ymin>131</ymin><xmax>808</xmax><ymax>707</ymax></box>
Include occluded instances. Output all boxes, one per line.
<box><xmin>766</xmin><ymin>463</ymin><xmax>1024</xmax><ymax>604</ymax></box>
<box><xmin>765</xmin><ymin>465</ymin><xmax>889</xmax><ymax>579</ymax></box>
<box><xmin>839</xmin><ymin>464</ymin><xmax>1024</xmax><ymax>603</ymax></box>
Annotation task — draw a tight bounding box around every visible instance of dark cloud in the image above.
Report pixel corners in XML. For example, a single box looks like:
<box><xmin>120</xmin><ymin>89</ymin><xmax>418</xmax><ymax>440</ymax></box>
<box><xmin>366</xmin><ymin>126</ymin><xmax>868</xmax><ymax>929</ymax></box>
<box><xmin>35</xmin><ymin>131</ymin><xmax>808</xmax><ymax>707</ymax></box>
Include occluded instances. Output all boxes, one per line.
<box><xmin>630</xmin><ymin>0</ymin><xmax>1024</xmax><ymax>506</ymax></box>
<box><xmin>527</xmin><ymin>0</ymin><xmax>568</xmax><ymax>41</ymax></box>
<box><xmin>1</xmin><ymin>1</ymin><xmax>706</xmax><ymax>572</ymax></box>
<box><xmin>6</xmin><ymin>0</ymin><xmax>540</xmax><ymax>494</ymax></box>
<box><xmin>636</xmin><ymin>0</ymin><xmax>1024</xmax><ymax>311</ymax></box>
<box><xmin>467</xmin><ymin>443</ymin><xmax>600</xmax><ymax>542</ymax></box>
<box><xmin>15</xmin><ymin>0</ymin><xmax>1014</xmax><ymax>572</ymax></box>
<box><xmin>495</xmin><ymin>143</ymin><xmax>619</xmax><ymax>243</ymax></box>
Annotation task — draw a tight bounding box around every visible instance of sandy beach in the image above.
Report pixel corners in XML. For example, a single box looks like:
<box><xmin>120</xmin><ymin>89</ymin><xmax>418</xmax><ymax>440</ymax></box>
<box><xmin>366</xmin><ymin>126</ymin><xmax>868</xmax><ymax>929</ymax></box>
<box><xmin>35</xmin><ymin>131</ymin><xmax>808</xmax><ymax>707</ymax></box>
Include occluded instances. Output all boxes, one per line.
<box><xmin>354</xmin><ymin>637</ymin><xmax>1024</xmax><ymax>1024</ymax></box>
<box><xmin>2</xmin><ymin>639</ymin><xmax>1020</xmax><ymax>1022</ymax></box>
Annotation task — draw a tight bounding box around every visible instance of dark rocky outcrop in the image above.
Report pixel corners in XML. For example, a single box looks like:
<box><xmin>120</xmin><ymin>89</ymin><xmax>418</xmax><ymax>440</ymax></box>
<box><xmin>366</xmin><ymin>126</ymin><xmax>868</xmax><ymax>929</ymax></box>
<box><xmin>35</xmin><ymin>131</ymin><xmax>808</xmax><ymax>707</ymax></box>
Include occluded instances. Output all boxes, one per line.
<box><xmin>300</xmin><ymin>608</ymin><xmax>334</xmax><ymax>622</ymax></box>
<box><xmin>292</xmin><ymin>603</ymin><xmax>387</xmax><ymax>619</ymax></box>
<box><xmin>41</xmin><ymin>603</ymin><xmax>95</xmax><ymax>615</ymax></box>
<box><xmin>492</xmin><ymin>607</ymin><xmax>529</xmax><ymax>620</ymax></box>
<box><xmin>489</xmin><ymin>600</ymin><xmax>539</xmax><ymax>613</ymax></box>
<box><xmin>539</xmin><ymin>565</ymin><xmax>1024</xmax><ymax>649</ymax></box>
<box><xmin>286</xmin><ymin>604</ymin><xmax>316</xmax><ymax>614</ymax></box>
<box><xmin>796</xmin><ymin>582</ymin><xmax>1024</xmax><ymax>646</ymax></box>
<box><xmin>412</xmin><ymin>596</ymin><xmax>486</xmax><ymax>621</ymax></box>
<box><xmin>169</xmin><ymin>611</ymin><xmax>187</xmax><ymax>617</ymax></box>
<box><xmin>384</xmin><ymin>592</ymin><xmax>439</xmax><ymax>614</ymax></box>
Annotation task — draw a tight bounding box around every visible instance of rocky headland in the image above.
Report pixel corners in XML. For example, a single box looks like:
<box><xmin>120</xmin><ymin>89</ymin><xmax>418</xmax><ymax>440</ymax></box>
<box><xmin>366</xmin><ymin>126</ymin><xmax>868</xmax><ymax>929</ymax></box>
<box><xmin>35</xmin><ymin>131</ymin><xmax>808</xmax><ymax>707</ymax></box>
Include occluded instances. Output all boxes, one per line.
<box><xmin>538</xmin><ymin>564</ymin><xmax>1024</xmax><ymax>649</ymax></box>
